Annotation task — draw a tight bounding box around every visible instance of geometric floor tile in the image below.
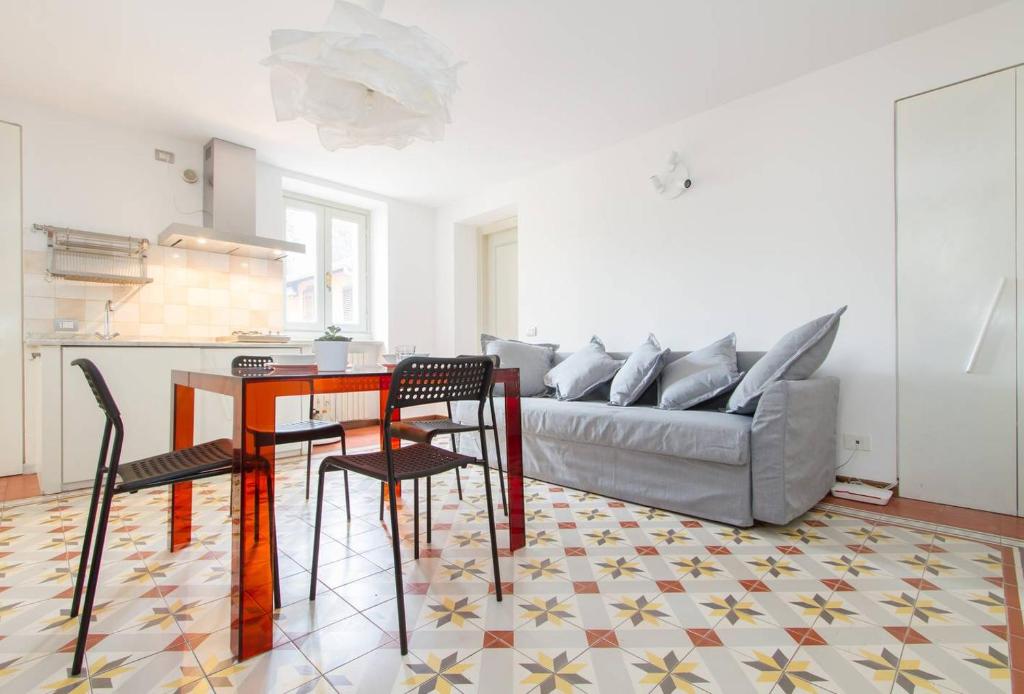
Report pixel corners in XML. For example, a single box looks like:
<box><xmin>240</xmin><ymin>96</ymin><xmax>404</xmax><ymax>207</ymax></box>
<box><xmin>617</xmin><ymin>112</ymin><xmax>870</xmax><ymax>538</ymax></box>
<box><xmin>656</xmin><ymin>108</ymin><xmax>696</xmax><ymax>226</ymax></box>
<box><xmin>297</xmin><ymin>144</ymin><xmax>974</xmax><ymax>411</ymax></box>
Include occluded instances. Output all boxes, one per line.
<box><xmin>1</xmin><ymin>444</ymin><xmax>1022</xmax><ymax>692</ymax></box>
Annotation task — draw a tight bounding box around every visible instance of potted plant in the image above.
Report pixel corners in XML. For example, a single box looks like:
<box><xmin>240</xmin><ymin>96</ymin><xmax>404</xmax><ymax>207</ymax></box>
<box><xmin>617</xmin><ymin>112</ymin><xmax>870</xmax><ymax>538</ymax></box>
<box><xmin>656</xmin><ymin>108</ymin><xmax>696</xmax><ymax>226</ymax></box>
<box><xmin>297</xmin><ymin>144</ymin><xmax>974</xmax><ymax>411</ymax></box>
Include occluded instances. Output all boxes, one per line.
<box><xmin>313</xmin><ymin>325</ymin><xmax>353</xmax><ymax>371</ymax></box>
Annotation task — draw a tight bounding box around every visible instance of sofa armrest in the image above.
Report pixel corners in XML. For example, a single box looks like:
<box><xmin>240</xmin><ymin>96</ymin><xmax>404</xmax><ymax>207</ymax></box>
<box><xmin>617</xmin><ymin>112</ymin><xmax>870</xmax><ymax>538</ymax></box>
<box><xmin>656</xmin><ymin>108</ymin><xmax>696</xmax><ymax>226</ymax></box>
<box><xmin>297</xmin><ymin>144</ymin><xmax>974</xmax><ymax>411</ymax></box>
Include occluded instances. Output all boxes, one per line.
<box><xmin>750</xmin><ymin>377</ymin><xmax>839</xmax><ymax>524</ymax></box>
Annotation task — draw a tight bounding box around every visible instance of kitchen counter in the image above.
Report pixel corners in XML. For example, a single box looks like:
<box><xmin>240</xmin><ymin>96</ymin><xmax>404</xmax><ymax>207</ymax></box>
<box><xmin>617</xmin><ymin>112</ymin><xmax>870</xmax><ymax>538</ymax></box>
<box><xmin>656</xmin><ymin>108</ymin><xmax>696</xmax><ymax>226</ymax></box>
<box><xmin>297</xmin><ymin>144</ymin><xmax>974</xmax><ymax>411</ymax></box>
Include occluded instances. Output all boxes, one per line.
<box><xmin>25</xmin><ymin>338</ymin><xmax>384</xmax><ymax>495</ymax></box>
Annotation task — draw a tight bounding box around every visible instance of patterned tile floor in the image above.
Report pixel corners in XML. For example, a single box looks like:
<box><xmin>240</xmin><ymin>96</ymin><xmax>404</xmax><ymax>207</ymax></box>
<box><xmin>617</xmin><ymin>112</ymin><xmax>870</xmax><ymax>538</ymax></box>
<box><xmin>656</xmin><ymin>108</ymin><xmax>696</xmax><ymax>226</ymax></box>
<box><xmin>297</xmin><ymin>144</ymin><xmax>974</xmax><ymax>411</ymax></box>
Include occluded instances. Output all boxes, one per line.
<box><xmin>0</xmin><ymin>451</ymin><xmax>1021</xmax><ymax>693</ymax></box>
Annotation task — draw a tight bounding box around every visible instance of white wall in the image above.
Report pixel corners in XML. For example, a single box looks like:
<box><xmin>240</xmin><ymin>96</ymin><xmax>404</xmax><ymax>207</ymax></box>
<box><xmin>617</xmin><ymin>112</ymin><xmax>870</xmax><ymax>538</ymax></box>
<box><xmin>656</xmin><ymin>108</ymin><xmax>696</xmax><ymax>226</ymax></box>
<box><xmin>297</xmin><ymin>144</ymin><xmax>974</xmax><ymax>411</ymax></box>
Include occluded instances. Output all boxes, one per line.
<box><xmin>0</xmin><ymin>96</ymin><xmax>437</xmax><ymax>350</ymax></box>
<box><xmin>435</xmin><ymin>1</ymin><xmax>1024</xmax><ymax>485</ymax></box>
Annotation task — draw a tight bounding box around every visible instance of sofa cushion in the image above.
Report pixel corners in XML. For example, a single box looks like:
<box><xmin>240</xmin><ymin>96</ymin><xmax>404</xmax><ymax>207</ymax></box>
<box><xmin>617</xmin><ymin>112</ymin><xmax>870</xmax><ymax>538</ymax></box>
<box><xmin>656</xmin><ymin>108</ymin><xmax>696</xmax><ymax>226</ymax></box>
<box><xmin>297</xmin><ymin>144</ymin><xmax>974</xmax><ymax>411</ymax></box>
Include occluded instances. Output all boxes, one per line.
<box><xmin>659</xmin><ymin>334</ymin><xmax>741</xmax><ymax>410</ymax></box>
<box><xmin>523</xmin><ymin>398</ymin><xmax>751</xmax><ymax>466</ymax></box>
<box><xmin>609</xmin><ymin>333</ymin><xmax>670</xmax><ymax>407</ymax></box>
<box><xmin>481</xmin><ymin>333</ymin><xmax>558</xmax><ymax>397</ymax></box>
<box><xmin>544</xmin><ymin>336</ymin><xmax>622</xmax><ymax>400</ymax></box>
<box><xmin>727</xmin><ymin>306</ymin><xmax>846</xmax><ymax>414</ymax></box>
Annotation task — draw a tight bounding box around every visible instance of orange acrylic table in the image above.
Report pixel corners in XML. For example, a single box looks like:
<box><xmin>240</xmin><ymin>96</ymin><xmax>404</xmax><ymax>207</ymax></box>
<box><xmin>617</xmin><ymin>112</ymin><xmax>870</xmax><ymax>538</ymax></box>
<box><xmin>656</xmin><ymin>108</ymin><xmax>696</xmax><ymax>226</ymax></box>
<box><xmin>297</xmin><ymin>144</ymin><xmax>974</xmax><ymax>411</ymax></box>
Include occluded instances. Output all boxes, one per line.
<box><xmin>169</xmin><ymin>364</ymin><xmax>524</xmax><ymax>662</ymax></box>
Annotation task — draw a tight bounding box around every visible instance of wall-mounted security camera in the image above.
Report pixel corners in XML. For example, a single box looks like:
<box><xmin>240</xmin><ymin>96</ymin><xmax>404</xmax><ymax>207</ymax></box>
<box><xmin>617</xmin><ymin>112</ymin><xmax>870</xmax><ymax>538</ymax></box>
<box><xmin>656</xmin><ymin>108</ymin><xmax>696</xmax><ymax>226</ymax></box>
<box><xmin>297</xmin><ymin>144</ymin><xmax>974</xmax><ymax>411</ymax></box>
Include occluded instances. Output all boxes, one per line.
<box><xmin>651</xmin><ymin>151</ymin><xmax>692</xmax><ymax>199</ymax></box>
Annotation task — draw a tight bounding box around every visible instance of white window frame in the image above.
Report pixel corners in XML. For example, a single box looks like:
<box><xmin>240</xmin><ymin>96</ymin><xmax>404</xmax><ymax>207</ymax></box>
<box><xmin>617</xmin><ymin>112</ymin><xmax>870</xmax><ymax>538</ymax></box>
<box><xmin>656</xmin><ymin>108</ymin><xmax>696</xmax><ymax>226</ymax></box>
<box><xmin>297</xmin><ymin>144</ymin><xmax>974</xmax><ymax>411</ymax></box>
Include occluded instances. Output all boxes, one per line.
<box><xmin>282</xmin><ymin>194</ymin><xmax>371</xmax><ymax>337</ymax></box>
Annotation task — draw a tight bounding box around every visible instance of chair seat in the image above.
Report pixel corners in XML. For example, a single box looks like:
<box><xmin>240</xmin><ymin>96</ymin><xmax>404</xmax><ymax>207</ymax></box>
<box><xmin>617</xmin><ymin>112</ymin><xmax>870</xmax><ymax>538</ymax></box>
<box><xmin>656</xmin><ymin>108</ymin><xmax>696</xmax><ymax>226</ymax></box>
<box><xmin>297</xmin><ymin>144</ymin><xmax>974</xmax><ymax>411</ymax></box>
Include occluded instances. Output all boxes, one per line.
<box><xmin>116</xmin><ymin>439</ymin><xmax>239</xmax><ymax>492</ymax></box>
<box><xmin>249</xmin><ymin>420</ymin><xmax>345</xmax><ymax>446</ymax></box>
<box><xmin>322</xmin><ymin>443</ymin><xmax>475</xmax><ymax>482</ymax></box>
<box><xmin>391</xmin><ymin>418</ymin><xmax>488</xmax><ymax>444</ymax></box>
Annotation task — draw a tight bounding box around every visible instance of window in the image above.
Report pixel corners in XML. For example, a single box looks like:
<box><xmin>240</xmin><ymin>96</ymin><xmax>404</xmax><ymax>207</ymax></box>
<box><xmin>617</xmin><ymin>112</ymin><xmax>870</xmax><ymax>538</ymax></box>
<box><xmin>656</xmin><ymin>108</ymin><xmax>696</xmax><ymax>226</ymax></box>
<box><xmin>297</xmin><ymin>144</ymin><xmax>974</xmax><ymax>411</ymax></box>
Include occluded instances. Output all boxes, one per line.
<box><xmin>283</xmin><ymin>196</ymin><xmax>370</xmax><ymax>335</ymax></box>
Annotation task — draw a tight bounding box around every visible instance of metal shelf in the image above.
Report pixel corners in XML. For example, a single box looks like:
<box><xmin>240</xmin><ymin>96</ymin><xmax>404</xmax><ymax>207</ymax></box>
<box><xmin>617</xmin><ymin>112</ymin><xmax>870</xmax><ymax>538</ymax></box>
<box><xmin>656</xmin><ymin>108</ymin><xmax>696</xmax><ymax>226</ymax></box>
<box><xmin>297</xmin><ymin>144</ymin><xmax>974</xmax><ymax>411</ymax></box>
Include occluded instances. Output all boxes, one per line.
<box><xmin>37</xmin><ymin>225</ymin><xmax>153</xmax><ymax>285</ymax></box>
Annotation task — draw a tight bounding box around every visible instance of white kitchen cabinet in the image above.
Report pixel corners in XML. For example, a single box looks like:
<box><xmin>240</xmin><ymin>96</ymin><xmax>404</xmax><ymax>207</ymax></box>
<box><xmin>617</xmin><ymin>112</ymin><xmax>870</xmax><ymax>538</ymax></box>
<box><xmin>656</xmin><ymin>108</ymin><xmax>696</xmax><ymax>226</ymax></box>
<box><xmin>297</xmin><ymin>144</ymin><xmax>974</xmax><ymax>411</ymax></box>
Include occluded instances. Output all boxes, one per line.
<box><xmin>62</xmin><ymin>347</ymin><xmax>202</xmax><ymax>488</ymax></box>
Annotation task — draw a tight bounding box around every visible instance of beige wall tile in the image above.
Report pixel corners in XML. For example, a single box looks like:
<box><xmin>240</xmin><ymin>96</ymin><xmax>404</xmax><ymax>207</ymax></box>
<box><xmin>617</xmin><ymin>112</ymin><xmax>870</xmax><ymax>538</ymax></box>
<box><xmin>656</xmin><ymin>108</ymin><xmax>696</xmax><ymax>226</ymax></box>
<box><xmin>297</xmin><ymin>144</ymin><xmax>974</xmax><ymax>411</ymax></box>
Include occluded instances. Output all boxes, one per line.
<box><xmin>24</xmin><ymin>274</ymin><xmax>54</xmax><ymax>298</ymax></box>
<box><xmin>24</xmin><ymin>296</ymin><xmax>55</xmax><ymax>320</ymax></box>
<box><xmin>140</xmin><ymin>303</ymin><xmax>164</xmax><ymax>323</ymax></box>
<box><xmin>54</xmin><ymin>281</ymin><xmax>86</xmax><ymax>299</ymax></box>
<box><xmin>22</xmin><ymin>247</ymin><xmax>286</xmax><ymax>337</ymax></box>
<box><xmin>54</xmin><ymin>298</ymin><xmax>86</xmax><ymax>321</ymax></box>
<box><xmin>187</xmin><ymin>305</ymin><xmax>209</xmax><ymax>325</ymax></box>
<box><xmin>186</xmin><ymin>287</ymin><xmax>209</xmax><ymax>306</ymax></box>
<box><xmin>164</xmin><ymin>304</ymin><xmax>187</xmax><ymax>325</ymax></box>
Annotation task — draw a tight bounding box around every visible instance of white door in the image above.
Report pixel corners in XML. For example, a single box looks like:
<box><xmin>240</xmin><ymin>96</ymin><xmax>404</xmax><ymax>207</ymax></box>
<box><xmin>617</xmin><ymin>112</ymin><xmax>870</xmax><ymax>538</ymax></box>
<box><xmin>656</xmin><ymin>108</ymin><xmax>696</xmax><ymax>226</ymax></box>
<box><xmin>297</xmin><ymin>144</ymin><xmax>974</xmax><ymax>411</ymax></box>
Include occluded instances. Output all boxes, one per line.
<box><xmin>897</xmin><ymin>69</ymin><xmax>1018</xmax><ymax>514</ymax></box>
<box><xmin>482</xmin><ymin>226</ymin><xmax>518</xmax><ymax>339</ymax></box>
<box><xmin>0</xmin><ymin>122</ymin><xmax>23</xmax><ymax>478</ymax></box>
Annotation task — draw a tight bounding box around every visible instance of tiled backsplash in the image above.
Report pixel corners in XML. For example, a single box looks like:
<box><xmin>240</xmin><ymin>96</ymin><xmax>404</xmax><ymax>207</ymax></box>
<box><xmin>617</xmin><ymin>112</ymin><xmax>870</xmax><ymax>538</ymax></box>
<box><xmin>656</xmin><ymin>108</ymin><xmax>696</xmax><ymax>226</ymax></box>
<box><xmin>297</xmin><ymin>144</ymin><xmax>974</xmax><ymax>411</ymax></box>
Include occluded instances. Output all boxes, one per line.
<box><xmin>23</xmin><ymin>244</ymin><xmax>285</xmax><ymax>340</ymax></box>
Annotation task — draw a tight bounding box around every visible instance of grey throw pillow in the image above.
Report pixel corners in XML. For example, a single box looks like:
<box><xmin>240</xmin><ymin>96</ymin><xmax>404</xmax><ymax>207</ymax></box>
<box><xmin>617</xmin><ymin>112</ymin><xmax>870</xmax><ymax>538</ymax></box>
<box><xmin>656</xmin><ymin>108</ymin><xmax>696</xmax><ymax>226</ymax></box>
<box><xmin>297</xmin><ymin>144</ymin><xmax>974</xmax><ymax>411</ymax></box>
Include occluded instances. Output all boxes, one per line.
<box><xmin>659</xmin><ymin>334</ymin><xmax>742</xmax><ymax>410</ymax></box>
<box><xmin>543</xmin><ymin>336</ymin><xmax>622</xmax><ymax>400</ymax></box>
<box><xmin>609</xmin><ymin>333</ymin><xmax>670</xmax><ymax>406</ymax></box>
<box><xmin>480</xmin><ymin>334</ymin><xmax>559</xmax><ymax>397</ymax></box>
<box><xmin>726</xmin><ymin>306</ymin><xmax>846</xmax><ymax>414</ymax></box>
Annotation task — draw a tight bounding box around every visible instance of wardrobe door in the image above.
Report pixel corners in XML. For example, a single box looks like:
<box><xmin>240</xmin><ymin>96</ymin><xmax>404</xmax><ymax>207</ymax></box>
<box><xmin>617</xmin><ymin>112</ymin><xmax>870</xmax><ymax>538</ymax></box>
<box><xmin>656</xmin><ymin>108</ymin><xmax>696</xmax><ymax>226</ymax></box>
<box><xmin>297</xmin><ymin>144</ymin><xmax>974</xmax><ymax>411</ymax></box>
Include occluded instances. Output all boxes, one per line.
<box><xmin>897</xmin><ymin>69</ymin><xmax>1017</xmax><ymax>514</ymax></box>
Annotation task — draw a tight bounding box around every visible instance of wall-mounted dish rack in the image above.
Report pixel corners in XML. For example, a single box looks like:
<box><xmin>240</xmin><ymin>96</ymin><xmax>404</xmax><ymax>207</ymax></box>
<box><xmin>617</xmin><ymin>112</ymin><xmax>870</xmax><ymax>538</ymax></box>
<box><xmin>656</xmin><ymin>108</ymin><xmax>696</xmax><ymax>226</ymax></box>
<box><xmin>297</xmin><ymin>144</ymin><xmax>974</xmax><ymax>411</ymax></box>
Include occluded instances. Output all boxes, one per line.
<box><xmin>36</xmin><ymin>224</ymin><xmax>153</xmax><ymax>285</ymax></box>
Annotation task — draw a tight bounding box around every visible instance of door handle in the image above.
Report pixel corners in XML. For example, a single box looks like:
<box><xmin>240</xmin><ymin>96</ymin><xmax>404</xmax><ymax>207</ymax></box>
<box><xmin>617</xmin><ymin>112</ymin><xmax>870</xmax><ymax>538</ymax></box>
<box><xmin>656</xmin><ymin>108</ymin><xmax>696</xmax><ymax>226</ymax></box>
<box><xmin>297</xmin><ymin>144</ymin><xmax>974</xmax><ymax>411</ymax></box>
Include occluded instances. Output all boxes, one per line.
<box><xmin>965</xmin><ymin>277</ymin><xmax>1006</xmax><ymax>374</ymax></box>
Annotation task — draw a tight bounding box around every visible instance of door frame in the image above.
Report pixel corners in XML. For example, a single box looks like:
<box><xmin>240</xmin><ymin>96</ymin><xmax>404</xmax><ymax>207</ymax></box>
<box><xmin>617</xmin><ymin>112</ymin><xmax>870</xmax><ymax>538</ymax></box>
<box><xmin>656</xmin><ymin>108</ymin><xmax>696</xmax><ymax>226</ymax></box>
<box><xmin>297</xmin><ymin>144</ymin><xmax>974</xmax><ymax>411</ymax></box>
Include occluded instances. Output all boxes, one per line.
<box><xmin>477</xmin><ymin>216</ymin><xmax>518</xmax><ymax>339</ymax></box>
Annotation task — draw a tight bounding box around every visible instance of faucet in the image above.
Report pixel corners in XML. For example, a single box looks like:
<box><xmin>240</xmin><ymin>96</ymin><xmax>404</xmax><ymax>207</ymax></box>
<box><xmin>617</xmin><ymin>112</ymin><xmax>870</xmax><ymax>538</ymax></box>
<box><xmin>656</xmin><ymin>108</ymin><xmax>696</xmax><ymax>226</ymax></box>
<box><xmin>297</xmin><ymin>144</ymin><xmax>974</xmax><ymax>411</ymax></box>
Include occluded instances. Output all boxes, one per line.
<box><xmin>95</xmin><ymin>299</ymin><xmax>120</xmax><ymax>341</ymax></box>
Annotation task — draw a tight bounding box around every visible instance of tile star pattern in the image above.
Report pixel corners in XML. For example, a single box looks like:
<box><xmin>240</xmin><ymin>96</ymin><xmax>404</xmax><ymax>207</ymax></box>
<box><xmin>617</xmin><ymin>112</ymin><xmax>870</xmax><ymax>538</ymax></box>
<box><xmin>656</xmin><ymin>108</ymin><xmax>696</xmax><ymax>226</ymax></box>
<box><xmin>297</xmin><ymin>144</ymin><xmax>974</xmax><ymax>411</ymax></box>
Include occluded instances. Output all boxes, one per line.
<box><xmin>0</xmin><ymin>443</ymin><xmax>1021</xmax><ymax>692</ymax></box>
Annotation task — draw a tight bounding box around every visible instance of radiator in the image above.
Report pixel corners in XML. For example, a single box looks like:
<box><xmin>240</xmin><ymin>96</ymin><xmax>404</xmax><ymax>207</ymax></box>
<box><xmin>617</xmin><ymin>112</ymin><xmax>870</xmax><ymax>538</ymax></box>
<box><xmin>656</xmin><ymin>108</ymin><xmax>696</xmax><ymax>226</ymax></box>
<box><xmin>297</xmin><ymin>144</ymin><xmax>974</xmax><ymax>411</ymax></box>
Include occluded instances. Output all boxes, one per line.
<box><xmin>314</xmin><ymin>344</ymin><xmax>380</xmax><ymax>424</ymax></box>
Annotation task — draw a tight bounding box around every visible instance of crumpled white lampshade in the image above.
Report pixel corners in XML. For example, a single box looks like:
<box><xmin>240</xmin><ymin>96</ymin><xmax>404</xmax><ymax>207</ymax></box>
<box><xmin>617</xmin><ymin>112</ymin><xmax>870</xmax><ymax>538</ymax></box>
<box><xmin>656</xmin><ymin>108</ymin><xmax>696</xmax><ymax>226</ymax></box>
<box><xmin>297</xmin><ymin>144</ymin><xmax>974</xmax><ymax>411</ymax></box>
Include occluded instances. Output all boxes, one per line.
<box><xmin>262</xmin><ymin>0</ymin><xmax>461</xmax><ymax>150</ymax></box>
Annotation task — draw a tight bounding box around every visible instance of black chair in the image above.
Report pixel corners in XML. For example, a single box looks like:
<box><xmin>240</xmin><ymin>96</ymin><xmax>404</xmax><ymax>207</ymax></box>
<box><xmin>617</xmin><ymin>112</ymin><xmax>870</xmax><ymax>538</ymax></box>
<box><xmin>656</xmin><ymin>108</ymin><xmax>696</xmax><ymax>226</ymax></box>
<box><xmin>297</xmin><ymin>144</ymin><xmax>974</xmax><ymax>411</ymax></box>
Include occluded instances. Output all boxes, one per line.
<box><xmin>387</xmin><ymin>353</ymin><xmax>508</xmax><ymax>514</ymax></box>
<box><xmin>231</xmin><ymin>355</ymin><xmax>349</xmax><ymax>500</ymax></box>
<box><xmin>68</xmin><ymin>359</ymin><xmax>282</xmax><ymax>676</ymax></box>
<box><xmin>309</xmin><ymin>357</ymin><xmax>503</xmax><ymax>654</ymax></box>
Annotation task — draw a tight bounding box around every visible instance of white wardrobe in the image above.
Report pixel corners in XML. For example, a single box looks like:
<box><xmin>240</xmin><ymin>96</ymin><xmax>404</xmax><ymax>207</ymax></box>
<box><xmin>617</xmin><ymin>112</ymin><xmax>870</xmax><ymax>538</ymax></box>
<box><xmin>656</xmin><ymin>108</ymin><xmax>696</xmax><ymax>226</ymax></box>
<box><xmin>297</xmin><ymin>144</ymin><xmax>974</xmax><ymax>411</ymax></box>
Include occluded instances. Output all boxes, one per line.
<box><xmin>897</xmin><ymin>65</ymin><xmax>1024</xmax><ymax>514</ymax></box>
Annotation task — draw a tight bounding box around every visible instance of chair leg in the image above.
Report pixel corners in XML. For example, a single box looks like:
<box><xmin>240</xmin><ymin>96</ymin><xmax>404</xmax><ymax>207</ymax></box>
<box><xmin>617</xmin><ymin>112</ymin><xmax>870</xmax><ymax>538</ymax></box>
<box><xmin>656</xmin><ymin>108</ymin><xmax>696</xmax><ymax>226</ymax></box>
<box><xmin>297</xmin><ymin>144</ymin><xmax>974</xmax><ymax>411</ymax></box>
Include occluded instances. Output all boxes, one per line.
<box><xmin>379</xmin><ymin>482</ymin><xmax>385</xmax><ymax>522</ymax></box>
<box><xmin>265</xmin><ymin>468</ymin><xmax>282</xmax><ymax>609</ymax></box>
<box><xmin>72</xmin><ymin>477</ymin><xmax>117</xmax><ymax>676</ymax></box>
<box><xmin>426</xmin><ymin>476</ymin><xmax>432</xmax><ymax>544</ymax></box>
<box><xmin>480</xmin><ymin>436</ymin><xmax>503</xmax><ymax>603</ymax></box>
<box><xmin>413</xmin><ymin>478</ymin><xmax>420</xmax><ymax>560</ymax></box>
<box><xmin>71</xmin><ymin>462</ymin><xmax>106</xmax><ymax>618</ymax></box>
<box><xmin>455</xmin><ymin>467</ymin><xmax>463</xmax><ymax>500</ymax></box>
<box><xmin>386</xmin><ymin>480</ymin><xmax>409</xmax><ymax>654</ymax></box>
<box><xmin>343</xmin><ymin>470</ymin><xmax>351</xmax><ymax>521</ymax></box>
<box><xmin>305</xmin><ymin>442</ymin><xmax>312</xmax><ymax>501</ymax></box>
<box><xmin>489</xmin><ymin>397</ymin><xmax>507</xmax><ymax>515</ymax></box>
<box><xmin>309</xmin><ymin>466</ymin><xmax>328</xmax><ymax>601</ymax></box>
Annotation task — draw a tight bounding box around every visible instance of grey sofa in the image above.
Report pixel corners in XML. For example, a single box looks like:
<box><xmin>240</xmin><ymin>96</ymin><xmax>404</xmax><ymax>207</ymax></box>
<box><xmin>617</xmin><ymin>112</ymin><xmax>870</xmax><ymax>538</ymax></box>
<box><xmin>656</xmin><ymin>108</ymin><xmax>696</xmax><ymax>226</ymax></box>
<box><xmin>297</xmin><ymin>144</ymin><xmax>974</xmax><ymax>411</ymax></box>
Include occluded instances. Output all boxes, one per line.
<box><xmin>454</xmin><ymin>350</ymin><xmax>838</xmax><ymax>527</ymax></box>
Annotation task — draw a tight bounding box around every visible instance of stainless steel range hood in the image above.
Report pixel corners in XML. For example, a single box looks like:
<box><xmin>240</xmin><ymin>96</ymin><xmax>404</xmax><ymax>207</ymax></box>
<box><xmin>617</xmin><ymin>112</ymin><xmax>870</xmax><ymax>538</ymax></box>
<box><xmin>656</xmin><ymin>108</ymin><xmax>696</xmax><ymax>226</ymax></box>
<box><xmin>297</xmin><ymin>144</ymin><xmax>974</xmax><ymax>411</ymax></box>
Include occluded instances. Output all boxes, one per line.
<box><xmin>159</xmin><ymin>139</ymin><xmax>304</xmax><ymax>261</ymax></box>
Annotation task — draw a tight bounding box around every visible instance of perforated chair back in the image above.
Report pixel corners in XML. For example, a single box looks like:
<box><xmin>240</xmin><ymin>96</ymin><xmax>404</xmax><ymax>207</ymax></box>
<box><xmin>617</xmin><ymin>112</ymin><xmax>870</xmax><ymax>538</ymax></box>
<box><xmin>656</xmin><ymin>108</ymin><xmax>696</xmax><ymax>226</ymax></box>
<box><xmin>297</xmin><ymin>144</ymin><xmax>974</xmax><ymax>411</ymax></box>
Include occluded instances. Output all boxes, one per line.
<box><xmin>71</xmin><ymin>359</ymin><xmax>122</xmax><ymax>422</ymax></box>
<box><xmin>459</xmin><ymin>353</ymin><xmax>500</xmax><ymax>368</ymax></box>
<box><xmin>232</xmin><ymin>355</ymin><xmax>273</xmax><ymax>370</ymax></box>
<box><xmin>386</xmin><ymin>357</ymin><xmax>493</xmax><ymax>415</ymax></box>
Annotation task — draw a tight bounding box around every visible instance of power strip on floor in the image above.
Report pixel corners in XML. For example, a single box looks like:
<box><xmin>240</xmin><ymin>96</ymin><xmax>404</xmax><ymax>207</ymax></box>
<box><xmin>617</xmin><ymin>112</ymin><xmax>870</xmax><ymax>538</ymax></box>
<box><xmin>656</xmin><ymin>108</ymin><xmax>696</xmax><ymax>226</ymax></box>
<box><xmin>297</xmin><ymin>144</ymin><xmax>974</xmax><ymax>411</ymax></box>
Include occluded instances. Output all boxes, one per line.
<box><xmin>831</xmin><ymin>481</ymin><xmax>893</xmax><ymax>505</ymax></box>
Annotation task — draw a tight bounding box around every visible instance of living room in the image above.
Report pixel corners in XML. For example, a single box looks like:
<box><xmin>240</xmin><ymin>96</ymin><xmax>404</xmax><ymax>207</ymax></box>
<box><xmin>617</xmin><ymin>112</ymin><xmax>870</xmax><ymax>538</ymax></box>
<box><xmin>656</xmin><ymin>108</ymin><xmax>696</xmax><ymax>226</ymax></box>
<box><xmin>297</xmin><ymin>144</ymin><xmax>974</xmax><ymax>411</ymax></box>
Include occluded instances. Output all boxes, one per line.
<box><xmin>1</xmin><ymin>1</ymin><xmax>1023</xmax><ymax>691</ymax></box>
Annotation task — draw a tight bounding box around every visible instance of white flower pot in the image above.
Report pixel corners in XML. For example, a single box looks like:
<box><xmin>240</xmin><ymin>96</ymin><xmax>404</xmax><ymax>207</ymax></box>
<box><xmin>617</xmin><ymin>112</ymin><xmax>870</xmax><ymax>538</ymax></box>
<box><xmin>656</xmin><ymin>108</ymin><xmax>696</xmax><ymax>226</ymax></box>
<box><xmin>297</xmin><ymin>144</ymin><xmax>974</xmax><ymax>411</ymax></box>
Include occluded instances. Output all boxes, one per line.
<box><xmin>313</xmin><ymin>340</ymin><xmax>350</xmax><ymax>371</ymax></box>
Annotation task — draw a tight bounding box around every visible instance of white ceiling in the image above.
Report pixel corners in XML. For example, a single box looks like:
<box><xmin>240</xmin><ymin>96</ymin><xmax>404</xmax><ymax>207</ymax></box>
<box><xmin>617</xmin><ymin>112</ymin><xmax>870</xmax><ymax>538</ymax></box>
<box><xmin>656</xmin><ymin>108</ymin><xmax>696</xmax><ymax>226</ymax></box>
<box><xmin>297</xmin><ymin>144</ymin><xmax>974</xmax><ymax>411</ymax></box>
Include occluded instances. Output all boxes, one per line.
<box><xmin>0</xmin><ymin>0</ymin><xmax>1004</xmax><ymax>206</ymax></box>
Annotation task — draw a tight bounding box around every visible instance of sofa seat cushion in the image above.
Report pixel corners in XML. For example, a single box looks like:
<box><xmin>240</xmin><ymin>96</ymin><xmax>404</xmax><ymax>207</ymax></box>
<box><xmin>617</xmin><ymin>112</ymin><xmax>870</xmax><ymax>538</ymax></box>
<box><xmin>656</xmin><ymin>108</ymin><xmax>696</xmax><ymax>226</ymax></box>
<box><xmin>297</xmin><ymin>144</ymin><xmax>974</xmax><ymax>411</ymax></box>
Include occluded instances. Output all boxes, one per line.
<box><xmin>521</xmin><ymin>398</ymin><xmax>751</xmax><ymax>467</ymax></box>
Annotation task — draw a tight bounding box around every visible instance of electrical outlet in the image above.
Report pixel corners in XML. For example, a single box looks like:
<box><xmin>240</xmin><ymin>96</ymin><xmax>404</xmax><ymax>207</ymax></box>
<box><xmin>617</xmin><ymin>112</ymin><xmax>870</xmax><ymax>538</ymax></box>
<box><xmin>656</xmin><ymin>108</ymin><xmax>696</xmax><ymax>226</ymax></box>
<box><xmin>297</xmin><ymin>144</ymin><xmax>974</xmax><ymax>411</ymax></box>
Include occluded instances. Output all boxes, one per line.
<box><xmin>154</xmin><ymin>148</ymin><xmax>175</xmax><ymax>164</ymax></box>
<box><xmin>843</xmin><ymin>434</ymin><xmax>871</xmax><ymax>452</ymax></box>
<box><xmin>526</xmin><ymin>326</ymin><xmax>538</xmax><ymax>337</ymax></box>
<box><xmin>53</xmin><ymin>318</ymin><xmax>78</xmax><ymax>332</ymax></box>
